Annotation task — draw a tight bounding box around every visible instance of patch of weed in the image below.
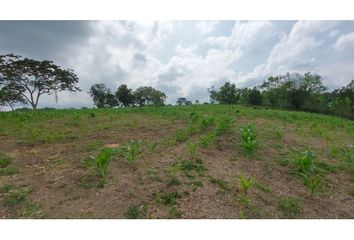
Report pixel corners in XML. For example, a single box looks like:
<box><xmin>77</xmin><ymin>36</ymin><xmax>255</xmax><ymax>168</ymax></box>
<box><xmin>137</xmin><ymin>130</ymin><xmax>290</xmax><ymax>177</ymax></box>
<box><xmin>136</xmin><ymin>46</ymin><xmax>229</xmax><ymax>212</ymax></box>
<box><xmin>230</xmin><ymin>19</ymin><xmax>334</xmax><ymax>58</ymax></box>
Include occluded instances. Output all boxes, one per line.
<box><xmin>278</xmin><ymin>196</ymin><xmax>301</xmax><ymax>219</ymax></box>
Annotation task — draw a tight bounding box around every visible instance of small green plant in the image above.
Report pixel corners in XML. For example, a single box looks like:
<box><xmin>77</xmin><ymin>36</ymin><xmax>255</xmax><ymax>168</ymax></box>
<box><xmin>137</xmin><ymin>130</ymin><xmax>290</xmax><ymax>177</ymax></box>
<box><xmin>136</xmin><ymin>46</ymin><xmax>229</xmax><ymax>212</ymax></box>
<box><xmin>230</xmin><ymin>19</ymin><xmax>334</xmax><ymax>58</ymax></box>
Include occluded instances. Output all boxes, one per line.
<box><xmin>147</xmin><ymin>168</ymin><xmax>162</xmax><ymax>182</ymax></box>
<box><xmin>303</xmin><ymin>174</ymin><xmax>321</xmax><ymax>196</ymax></box>
<box><xmin>187</xmin><ymin>141</ymin><xmax>199</xmax><ymax>158</ymax></box>
<box><xmin>215</xmin><ymin>115</ymin><xmax>232</xmax><ymax>136</ymax></box>
<box><xmin>172</xmin><ymin>159</ymin><xmax>206</xmax><ymax>176</ymax></box>
<box><xmin>274</xmin><ymin>128</ymin><xmax>284</xmax><ymax>140</ymax></box>
<box><xmin>86</xmin><ymin>147</ymin><xmax>117</xmax><ymax>187</ymax></box>
<box><xmin>125</xmin><ymin>203</ymin><xmax>148</xmax><ymax>219</ymax></box>
<box><xmin>239</xmin><ymin>124</ymin><xmax>258</xmax><ymax>157</ymax></box>
<box><xmin>121</xmin><ymin>140</ymin><xmax>143</xmax><ymax>163</ymax></box>
<box><xmin>2</xmin><ymin>186</ymin><xmax>30</xmax><ymax>206</ymax></box>
<box><xmin>239</xmin><ymin>175</ymin><xmax>254</xmax><ymax>194</ymax></box>
<box><xmin>278</xmin><ymin>196</ymin><xmax>301</xmax><ymax>219</ymax></box>
<box><xmin>187</xmin><ymin>180</ymin><xmax>204</xmax><ymax>192</ymax></box>
<box><xmin>168</xmin><ymin>206</ymin><xmax>183</xmax><ymax>218</ymax></box>
<box><xmin>210</xmin><ymin>177</ymin><xmax>229</xmax><ymax>191</ymax></box>
<box><xmin>293</xmin><ymin>150</ymin><xmax>321</xmax><ymax>196</ymax></box>
<box><xmin>0</xmin><ymin>183</ymin><xmax>16</xmax><ymax>193</ymax></box>
<box><xmin>17</xmin><ymin>203</ymin><xmax>43</xmax><ymax>219</ymax></box>
<box><xmin>0</xmin><ymin>152</ymin><xmax>12</xmax><ymax>168</ymax></box>
<box><xmin>199</xmin><ymin>132</ymin><xmax>216</xmax><ymax>148</ymax></box>
<box><xmin>0</xmin><ymin>166</ymin><xmax>19</xmax><ymax>176</ymax></box>
<box><xmin>155</xmin><ymin>190</ymin><xmax>180</xmax><ymax>206</ymax></box>
<box><xmin>295</xmin><ymin>150</ymin><xmax>316</xmax><ymax>174</ymax></box>
<box><xmin>168</xmin><ymin>176</ymin><xmax>182</xmax><ymax>186</ymax></box>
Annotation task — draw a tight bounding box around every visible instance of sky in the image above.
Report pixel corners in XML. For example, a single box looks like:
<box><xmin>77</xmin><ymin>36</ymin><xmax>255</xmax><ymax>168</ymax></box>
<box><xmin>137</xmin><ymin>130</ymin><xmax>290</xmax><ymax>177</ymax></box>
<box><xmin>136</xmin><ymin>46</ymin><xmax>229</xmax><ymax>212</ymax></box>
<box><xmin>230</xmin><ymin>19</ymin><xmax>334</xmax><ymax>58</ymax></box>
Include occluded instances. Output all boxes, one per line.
<box><xmin>0</xmin><ymin>20</ymin><xmax>353</xmax><ymax>108</ymax></box>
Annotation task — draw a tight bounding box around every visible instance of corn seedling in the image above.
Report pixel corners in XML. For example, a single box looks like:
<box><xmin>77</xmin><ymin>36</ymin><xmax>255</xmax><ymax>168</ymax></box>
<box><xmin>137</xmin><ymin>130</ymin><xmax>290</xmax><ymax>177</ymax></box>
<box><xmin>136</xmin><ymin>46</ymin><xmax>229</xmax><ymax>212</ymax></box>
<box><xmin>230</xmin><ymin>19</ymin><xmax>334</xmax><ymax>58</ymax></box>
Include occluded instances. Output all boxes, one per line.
<box><xmin>187</xmin><ymin>141</ymin><xmax>199</xmax><ymax>158</ymax></box>
<box><xmin>87</xmin><ymin>147</ymin><xmax>117</xmax><ymax>187</ymax></box>
<box><xmin>239</xmin><ymin>175</ymin><xmax>254</xmax><ymax>194</ymax></box>
<box><xmin>199</xmin><ymin>132</ymin><xmax>216</xmax><ymax>148</ymax></box>
<box><xmin>215</xmin><ymin>115</ymin><xmax>232</xmax><ymax>136</ymax></box>
<box><xmin>239</xmin><ymin>124</ymin><xmax>258</xmax><ymax>157</ymax></box>
<box><xmin>121</xmin><ymin>140</ymin><xmax>143</xmax><ymax>163</ymax></box>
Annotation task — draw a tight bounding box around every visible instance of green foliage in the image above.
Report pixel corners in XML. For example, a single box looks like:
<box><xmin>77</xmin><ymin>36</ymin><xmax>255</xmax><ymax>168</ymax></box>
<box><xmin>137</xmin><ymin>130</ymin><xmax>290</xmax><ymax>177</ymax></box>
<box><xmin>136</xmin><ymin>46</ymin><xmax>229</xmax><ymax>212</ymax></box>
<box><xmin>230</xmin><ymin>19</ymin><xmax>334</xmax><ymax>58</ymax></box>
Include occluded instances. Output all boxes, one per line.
<box><xmin>210</xmin><ymin>177</ymin><xmax>229</xmax><ymax>191</ymax></box>
<box><xmin>168</xmin><ymin>206</ymin><xmax>183</xmax><ymax>218</ymax></box>
<box><xmin>0</xmin><ymin>54</ymin><xmax>80</xmax><ymax>109</ymax></box>
<box><xmin>278</xmin><ymin>196</ymin><xmax>301</xmax><ymax>219</ymax></box>
<box><xmin>155</xmin><ymin>190</ymin><xmax>180</xmax><ymax>206</ymax></box>
<box><xmin>199</xmin><ymin>132</ymin><xmax>216</xmax><ymax>148</ymax></box>
<box><xmin>121</xmin><ymin>140</ymin><xmax>144</xmax><ymax>163</ymax></box>
<box><xmin>88</xmin><ymin>84</ymin><xmax>118</xmax><ymax>108</ymax></box>
<box><xmin>239</xmin><ymin>124</ymin><xmax>258</xmax><ymax>156</ymax></box>
<box><xmin>134</xmin><ymin>86</ymin><xmax>166</xmax><ymax>106</ymax></box>
<box><xmin>293</xmin><ymin>150</ymin><xmax>321</xmax><ymax>196</ymax></box>
<box><xmin>172</xmin><ymin>159</ymin><xmax>206</xmax><ymax>175</ymax></box>
<box><xmin>125</xmin><ymin>203</ymin><xmax>148</xmax><ymax>219</ymax></box>
<box><xmin>116</xmin><ymin>84</ymin><xmax>135</xmax><ymax>107</ymax></box>
<box><xmin>0</xmin><ymin>152</ymin><xmax>12</xmax><ymax>168</ymax></box>
<box><xmin>86</xmin><ymin>147</ymin><xmax>117</xmax><ymax>186</ymax></box>
<box><xmin>215</xmin><ymin>115</ymin><xmax>232</xmax><ymax>136</ymax></box>
<box><xmin>187</xmin><ymin>141</ymin><xmax>199</xmax><ymax>158</ymax></box>
<box><xmin>2</xmin><ymin>185</ymin><xmax>30</xmax><ymax>206</ymax></box>
<box><xmin>239</xmin><ymin>175</ymin><xmax>254</xmax><ymax>194</ymax></box>
<box><xmin>17</xmin><ymin>203</ymin><xmax>43</xmax><ymax>219</ymax></box>
<box><xmin>208</xmin><ymin>82</ymin><xmax>240</xmax><ymax>104</ymax></box>
<box><xmin>147</xmin><ymin>168</ymin><xmax>162</xmax><ymax>182</ymax></box>
<box><xmin>0</xmin><ymin>166</ymin><xmax>19</xmax><ymax>176</ymax></box>
<box><xmin>168</xmin><ymin>176</ymin><xmax>182</xmax><ymax>186</ymax></box>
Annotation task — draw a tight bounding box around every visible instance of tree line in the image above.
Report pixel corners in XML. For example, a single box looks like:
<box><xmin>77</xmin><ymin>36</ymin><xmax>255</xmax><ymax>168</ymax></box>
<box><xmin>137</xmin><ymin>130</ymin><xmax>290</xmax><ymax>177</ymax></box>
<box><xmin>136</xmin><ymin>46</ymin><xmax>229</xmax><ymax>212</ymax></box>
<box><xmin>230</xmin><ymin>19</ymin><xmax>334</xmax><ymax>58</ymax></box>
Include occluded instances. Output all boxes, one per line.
<box><xmin>208</xmin><ymin>72</ymin><xmax>354</xmax><ymax>120</ymax></box>
<box><xmin>88</xmin><ymin>84</ymin><xmax>166</xmax><ymax>108</ymax></box>
<box><xmin>1</xmin><ymin>54</ymin><xmax>353</xmax><ymax>120</ymax></box>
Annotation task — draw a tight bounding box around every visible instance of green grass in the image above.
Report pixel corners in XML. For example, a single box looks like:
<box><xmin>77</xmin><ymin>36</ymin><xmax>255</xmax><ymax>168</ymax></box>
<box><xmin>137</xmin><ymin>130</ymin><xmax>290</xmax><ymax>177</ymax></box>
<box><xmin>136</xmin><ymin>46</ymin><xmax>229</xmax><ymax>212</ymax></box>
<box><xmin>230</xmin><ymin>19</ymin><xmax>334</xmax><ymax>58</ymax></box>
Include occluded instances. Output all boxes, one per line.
<box><xmin>278</xmin><ymin>196</ymin><xmax>302</xmax><ymax>219</ymax></box>
<box><xmin>209</xmin><ymin>177</ymin><xmax>230</xmax><ymax>191</ymax></box>
<box><xmin>125</xmin><ymin>203</ymin><xmax>148</xmax><ymax>219</ymax></box>
<box><xmin>0</xmin><ymin>152</ymin><xmax>12</xmax><ymax>168</ymax></box>
<box><xmin>155</xmin><ymin>190</ymin><xmax>181</xmax><ymax>206</ymax></box>
<box><xmin>2</xmin><ymin>186</ymin><xmax>31</xmax><ymax>206</ymax></box>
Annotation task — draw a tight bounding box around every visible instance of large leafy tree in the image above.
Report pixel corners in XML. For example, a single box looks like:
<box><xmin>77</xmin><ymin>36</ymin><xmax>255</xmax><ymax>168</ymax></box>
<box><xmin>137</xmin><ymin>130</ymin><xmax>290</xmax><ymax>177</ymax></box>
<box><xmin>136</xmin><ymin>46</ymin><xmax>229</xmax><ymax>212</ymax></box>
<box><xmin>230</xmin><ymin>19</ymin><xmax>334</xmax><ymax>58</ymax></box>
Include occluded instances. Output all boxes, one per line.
<box><xmin>88</xmin><ymin>84</ymin><xmax>118</xmax><ymax>108</ymax></box>
<box><xmin>0</xmin><ymin>54</ymin><xmax>80</xmax><ymax>109</ymax></box>
<box><xmin>247</xmin><ymin>88</ymin><xmax>262</xmax><ymax>106</ymax></box>
<box><xmin>115</xmin><ymin>84</ymin><xmax>134</xmax><ymax>107</ymax></box>
<box><xmin>134</xmin><ymin>86</ymin><xmax>166</xmax><ymax>106</ymax></box>
<box><xmin>208</xmin><ymin>82</ymin><xmax>240</xmax><ymax>105</ymax></box>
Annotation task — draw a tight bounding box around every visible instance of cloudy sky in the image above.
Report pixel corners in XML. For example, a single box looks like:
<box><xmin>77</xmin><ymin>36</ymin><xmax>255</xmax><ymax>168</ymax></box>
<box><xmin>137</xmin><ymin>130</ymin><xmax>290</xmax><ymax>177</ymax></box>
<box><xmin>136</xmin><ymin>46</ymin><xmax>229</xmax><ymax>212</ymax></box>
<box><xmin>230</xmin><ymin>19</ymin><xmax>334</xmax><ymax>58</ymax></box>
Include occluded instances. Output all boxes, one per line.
<box><xmin>0</xmin><ymin>20</ymin><xmax>353</xmax><ymax>108</ymax></box>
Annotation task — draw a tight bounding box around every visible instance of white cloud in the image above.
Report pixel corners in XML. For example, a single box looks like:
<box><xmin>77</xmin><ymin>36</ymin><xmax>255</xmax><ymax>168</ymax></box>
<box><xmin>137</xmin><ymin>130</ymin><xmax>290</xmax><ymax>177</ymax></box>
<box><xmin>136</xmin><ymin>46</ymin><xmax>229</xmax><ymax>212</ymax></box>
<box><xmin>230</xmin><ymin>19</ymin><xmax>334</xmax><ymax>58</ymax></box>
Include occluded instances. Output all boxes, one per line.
<box><xmin>334</xmin><ymin>32</ymin><xmax>354</xmax><ymax>51</ymax></box>
<box><xmin>196</xmin><ymin>21</ymin><xmax>219</xmax><ymax>35</ymax></box>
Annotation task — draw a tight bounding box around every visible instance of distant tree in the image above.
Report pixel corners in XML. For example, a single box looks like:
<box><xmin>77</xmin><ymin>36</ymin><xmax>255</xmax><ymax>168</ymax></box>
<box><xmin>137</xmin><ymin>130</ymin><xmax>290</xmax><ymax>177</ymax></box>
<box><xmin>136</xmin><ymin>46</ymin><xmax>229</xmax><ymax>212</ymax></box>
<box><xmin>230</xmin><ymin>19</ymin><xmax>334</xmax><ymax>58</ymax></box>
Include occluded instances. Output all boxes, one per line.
<box><xmin>88</xmin><ymin>84</ymin><xmax>113</xmax><ymax>108</ymax></box>
<box><xmin>0</xmin><ymin>54</ymin><xmax>80</xmax><ymax>109</ymax></box>
<box><xmin>134</xmin><ymin>86</ymin><xmax>166</xmax><ymax>106</ymax></box>
<box><xmin>247</xmin><ymin>88</ymin><xmax>262</xmax><ymax>106</ymax></box>
<box><xmin>209</xmin><ymin>82</ymin><xmax>240</xmax><ymax>105</ymax></box>
<box><xmin>105</xmin><ymin>90</ymin><xmax>119</xmax><ymax>108</ymax></box>
<box><xmin>208</xmin><ymin>86</ymin><xmax>218</xmax><ymax>104</ymax></box>
<box><xmin>115</xmin><ymin>84</ymin><xmax>134</xmax><ymax>107</ymax></box>
<box><xmin>195</xmin><ymin>99</ymin><xmax>200</xmax><ymax>105</ymax></box>
<box><xmin>176</xmin><ymin>97</ymin><xmax>187</xmax><ymax>105</ymax></box>
<box><xmin>186</xmin><ymin>100</ymin><xmax>192</xmax><ymax>105</ymax></box>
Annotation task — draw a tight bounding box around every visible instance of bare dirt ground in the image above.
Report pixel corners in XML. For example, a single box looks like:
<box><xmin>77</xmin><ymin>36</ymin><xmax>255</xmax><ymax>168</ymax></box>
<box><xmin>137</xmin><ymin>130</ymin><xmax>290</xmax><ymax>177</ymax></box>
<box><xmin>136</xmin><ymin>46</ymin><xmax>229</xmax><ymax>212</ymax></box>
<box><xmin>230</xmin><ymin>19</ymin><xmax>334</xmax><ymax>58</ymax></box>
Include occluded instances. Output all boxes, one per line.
<box><xmin>0</xmin><ymin>107</ymin><xmax>353</xmax><ymax>218</ymax></box>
